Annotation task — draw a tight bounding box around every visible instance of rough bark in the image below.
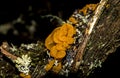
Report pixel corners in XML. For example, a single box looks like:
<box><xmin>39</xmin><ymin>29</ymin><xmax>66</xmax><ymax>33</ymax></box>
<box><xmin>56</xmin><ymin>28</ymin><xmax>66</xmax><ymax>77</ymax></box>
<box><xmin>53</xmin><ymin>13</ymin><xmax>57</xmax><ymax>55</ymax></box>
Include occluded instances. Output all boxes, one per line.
<box><xmin>79</xmin><ymin>0</ymin><xmax>120</xmax><ymax>76</ymax></box>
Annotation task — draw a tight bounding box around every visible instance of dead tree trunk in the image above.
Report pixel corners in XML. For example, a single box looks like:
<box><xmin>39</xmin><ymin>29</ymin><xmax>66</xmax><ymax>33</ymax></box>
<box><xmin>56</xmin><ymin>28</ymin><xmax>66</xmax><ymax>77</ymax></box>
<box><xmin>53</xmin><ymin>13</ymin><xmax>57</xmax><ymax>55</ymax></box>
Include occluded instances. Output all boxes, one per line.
<box><xmin>75</xmin><ymin>0</ymin><xmax>120</xmax><ymax>76</ymax></box>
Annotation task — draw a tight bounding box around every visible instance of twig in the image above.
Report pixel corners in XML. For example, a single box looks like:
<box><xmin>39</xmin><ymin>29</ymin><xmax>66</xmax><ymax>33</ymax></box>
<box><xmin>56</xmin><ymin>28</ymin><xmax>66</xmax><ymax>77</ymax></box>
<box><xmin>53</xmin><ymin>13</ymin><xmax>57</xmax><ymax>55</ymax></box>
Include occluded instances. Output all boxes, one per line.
<box><xmin>0</xmin><ymin>42</ymin><xmax>17</xmax><ymax>60</ymax></box>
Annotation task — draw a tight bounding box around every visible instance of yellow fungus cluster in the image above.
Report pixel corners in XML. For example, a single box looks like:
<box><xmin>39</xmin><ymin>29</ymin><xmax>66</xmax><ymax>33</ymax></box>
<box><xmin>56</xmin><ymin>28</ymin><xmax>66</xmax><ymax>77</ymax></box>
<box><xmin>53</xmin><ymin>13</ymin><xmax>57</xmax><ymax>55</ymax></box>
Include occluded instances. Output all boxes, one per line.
<box><xmin>79</xmin><ymin>4</ymin><xmax>98</xmax><ymax>15</ymax></box>
<box><xmin>45</xmin><ymin>23</ymin><xmax>76</xmax><ymax>59</ymax></box>
<box><xmin>44</xmin><ymin>23</ymin><xmax>76</xmax><ymax>73</ymax></box>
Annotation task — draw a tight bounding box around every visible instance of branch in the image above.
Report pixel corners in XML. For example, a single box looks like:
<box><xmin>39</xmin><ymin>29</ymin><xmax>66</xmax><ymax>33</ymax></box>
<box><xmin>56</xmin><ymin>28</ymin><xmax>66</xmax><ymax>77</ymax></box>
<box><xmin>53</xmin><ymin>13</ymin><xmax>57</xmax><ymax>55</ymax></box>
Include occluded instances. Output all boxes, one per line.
<box><xmin>72</xmin><ymin>0</ymin><xmax>109</xmax><ymax>71</ymax></box>
<box><xmin>0</xmin><ymin>42</ymin><xmax>17</xmax><ymax>60</ymax></box>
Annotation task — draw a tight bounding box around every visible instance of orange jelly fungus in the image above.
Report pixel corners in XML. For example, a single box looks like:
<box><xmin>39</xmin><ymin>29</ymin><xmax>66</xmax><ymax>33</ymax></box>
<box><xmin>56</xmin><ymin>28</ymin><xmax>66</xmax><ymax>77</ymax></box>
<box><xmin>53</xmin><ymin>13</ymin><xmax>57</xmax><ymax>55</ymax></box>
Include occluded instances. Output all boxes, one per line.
<box><xmin>45</xmin><ymin>23</ymin><xmax>76</xmax><ymax>59</ymax></box>
<box><xmin>20</xmin><ymin>73</ymin><xmax>31</xmax><ymax>78</ymax></box>
<box><xmin>45</xmin><ymin>23</ymin><xmax>76</xmax><ymax>72</ymax></box>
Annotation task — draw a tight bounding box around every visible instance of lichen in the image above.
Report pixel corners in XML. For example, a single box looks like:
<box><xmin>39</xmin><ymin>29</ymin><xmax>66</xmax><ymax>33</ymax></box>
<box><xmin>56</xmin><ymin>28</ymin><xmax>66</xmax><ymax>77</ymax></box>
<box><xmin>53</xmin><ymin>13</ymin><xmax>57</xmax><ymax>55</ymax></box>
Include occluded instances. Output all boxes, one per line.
<box><xmin>14</xmin><ymin>54</ymin><xmax>31</xmax><ymax>78</ymax></box>
<box><xmin>89</xmin><ymin>59</ymin><xmax>102</xmax><ymax>70</ymax></box>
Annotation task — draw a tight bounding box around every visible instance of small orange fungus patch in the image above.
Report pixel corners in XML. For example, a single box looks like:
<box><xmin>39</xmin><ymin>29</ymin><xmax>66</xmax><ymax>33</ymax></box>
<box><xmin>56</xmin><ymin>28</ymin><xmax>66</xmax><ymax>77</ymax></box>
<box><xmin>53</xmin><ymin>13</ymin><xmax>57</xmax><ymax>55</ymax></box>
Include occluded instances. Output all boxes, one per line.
<box><xmin>20</xmin><ymin>73</ymin><xmax>31</xmax><ymax>78</ymax></box>
<box><xmin>69</xmin><ymin>17</ymin><xmax>78</xmax><ymax>24</ymax></box>
<box><xmin>79</xmin><ymin>4</ymin><xmax>98</xmax><ymax>15</ymax></box>
<box><xmin>52</xmin><ymin>62</ymin><xmax>62</xmax><ymax>73</ymax></box>
<box><xmin>45</xmin><ymin>59</ymin><xmax>55</xmax><ymax>71</ymax></box>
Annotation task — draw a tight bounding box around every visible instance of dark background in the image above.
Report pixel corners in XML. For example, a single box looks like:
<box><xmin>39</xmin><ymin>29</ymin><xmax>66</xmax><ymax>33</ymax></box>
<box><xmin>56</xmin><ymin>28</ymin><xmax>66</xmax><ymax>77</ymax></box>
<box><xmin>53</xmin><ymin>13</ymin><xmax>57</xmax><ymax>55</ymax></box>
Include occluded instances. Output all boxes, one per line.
<box><xmin>0</xmin><ymin>0</ymin><xmax>119</xmax><ymax>78</ymax></box>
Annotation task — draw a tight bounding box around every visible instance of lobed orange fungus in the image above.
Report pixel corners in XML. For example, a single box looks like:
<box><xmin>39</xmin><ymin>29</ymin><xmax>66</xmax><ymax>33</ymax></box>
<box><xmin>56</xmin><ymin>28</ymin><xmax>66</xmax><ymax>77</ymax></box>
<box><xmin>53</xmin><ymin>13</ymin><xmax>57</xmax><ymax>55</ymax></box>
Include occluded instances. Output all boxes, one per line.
<box><xmin>44</xmin><ymin>23</ymin><xmax>76</xmax><ymax>72</ymax></box>
<box><xmin>45</xmin><ymin>23</ymin><xmax>75</xmax><ymax>59</ymax></box>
